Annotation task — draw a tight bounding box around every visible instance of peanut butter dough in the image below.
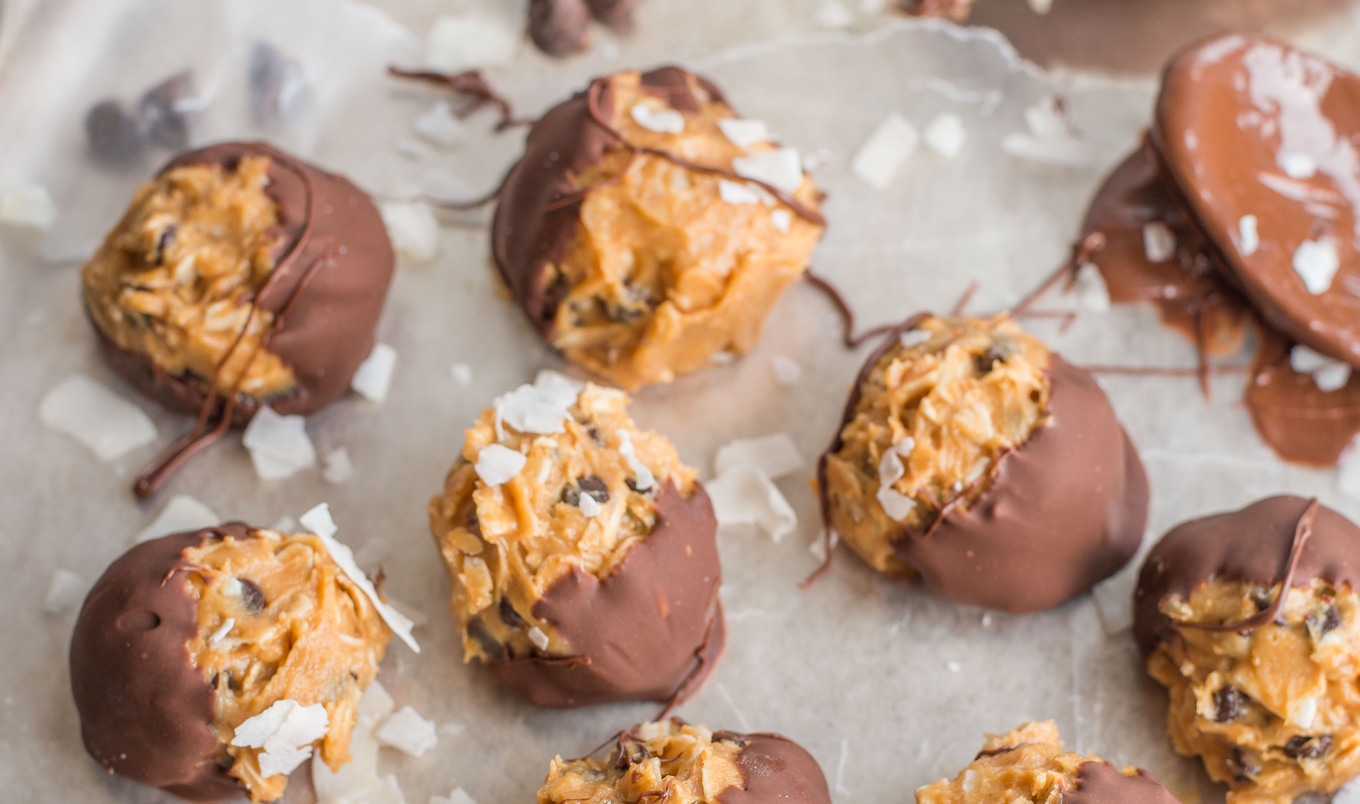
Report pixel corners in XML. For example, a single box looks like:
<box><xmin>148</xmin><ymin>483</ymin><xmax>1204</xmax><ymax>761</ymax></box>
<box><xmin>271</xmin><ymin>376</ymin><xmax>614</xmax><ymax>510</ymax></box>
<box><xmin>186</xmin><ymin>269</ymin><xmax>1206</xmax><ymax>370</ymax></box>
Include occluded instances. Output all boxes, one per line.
<box><xmin>82</xmin><ymin>155</ymin><xmax>296</xmax><ymax>400</ymax></box>
<box><xmin>822</xmin><ymin>315</ymin><xmax>1051</xmax><ymax>578</ymax></box>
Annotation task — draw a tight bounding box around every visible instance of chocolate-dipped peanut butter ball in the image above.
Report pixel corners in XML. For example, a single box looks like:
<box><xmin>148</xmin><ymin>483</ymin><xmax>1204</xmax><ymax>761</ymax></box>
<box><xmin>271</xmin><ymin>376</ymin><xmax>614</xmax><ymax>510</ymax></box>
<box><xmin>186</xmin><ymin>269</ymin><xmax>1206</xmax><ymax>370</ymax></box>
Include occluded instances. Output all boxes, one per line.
<box><xmin>916</xmin><ymin>721</ymin><xmax>1178</xmax><ymax>803</ymax></box>
<box><xmin>1134</xmin><ymin>496</ymin><xmax>1360</xmax><ymax>803</ymax></box>
<box><xmin>81</xmin><ymin>141</ymin><xmax>395</xmax><ymax>494</ymax></box>
<box><xmin>538</xmin><ymin>719</ymin><xmax>831</xmax><ymax>803</ymax></box>
<box><xmin>428</xmin><ymin>371</ymin><xmax>724</xmax><ymax>707</ymax></box>
<box><xmin>492</xmin><ymin>66</ymin><xmax>825</xmax><ymax>390</ymax></box>
<box><xmin>70</xmin><ymin>523</ymin><xmax>393</xmax><ymax>802</ymax></box>
<box><xmin>819</xmin><ymin>314</ymin><xmax>1148</xmax><ymax>612</ymax></box>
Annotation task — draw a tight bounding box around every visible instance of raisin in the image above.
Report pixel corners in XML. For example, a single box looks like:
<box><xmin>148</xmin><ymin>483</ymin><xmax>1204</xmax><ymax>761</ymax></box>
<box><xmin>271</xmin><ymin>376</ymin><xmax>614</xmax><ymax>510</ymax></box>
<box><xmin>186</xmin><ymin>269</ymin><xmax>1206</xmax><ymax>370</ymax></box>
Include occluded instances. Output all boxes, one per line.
<box><xmin>238</xmin><ymin>578</ymin><xmax>266</xmax><ymax>615</ymax></box>
<box><xmin>499</xmin><ymin>598</ymin><xmax>526</xmax><ymax>628</ymax></box>
<box><xmin>1284</xmin><ymin>735</ymin><xmax>1333</xmax><ymax>760</ymax></box>
<box><xmin>1306</xmin><ymin>606</ymin><xmax>1342</xmax><ymax>641</ymax></box>
<box><xmin>974</xmin><ymin>349</ymin><xmax>1005</xmax><ymax>375</ymax></box>
<box><xmin>1213</xmin><ymin>686</ymin><xmax>1247</xmax><ymax>722</ymax></box>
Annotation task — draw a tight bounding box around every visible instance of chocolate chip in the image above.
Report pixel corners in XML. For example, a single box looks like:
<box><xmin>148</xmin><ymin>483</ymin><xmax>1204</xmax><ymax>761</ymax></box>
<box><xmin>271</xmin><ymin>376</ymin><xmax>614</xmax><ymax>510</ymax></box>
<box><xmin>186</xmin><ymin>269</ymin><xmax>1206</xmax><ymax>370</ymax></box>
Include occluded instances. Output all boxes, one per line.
<box><xmin>974</xmin><ymin>348</ymin><xmax>1006</xmax><ymax>375</ymax></box>
<box><xmin>153</xmin><ymin>224</ymin><xmax>177</xmax><ymax>266</ymax></box>
<box><xmin>139</xmin><ymin>71</ymin><xmax>198</xmax><ymax>150</ymax></box>
<box><xmin>1306</xmin><ymin>606</ymin><xmax>1342</xmax><ymax>641</ymax></box>
<box><xmin>85</xmin><ymin>100</ymin><xmax>144</xmax><ymax>165</ymax></box>
<box><xmin>1213</xmin><ymin>685</ymin><xmax>1247</xmax><ymax>722</ymax></box>
<box><xmin>1284</xmin><ymin>734</ymin><xmax>1333</xmax><ymax>760</ymax></box>
<box><xmin>528</xmin><ymin>0</ymin><xmax>592</xmax><ymax>58</ymax></box>
<box><xmin>1249</xmin><ymin>585</ymin><xmax>1275</xmax><ymax>612</ymax></box>
<box><xmin>577</xmin><ymin>475</ymin><xmax>610</xmax><ymax>503</ymax></box>
<box><xmin>249</xmin><ymin>42</ymin><xmax>309</xmax><ymax>128</ymax></box>
<box><xmin>238</xmin><ymin>578</ymin><xmax>266</xmax><ymax>614</ymax></box>
<box><xmin>1228</xmin><ymin>747</ymin><xmax>1260</xmax><ymax>781</ymax></box>
<box><xmin>467</xmin><ymin>619</ymin><xmax>507</xmax><ymax>660</ymax></box>
<box><xmin>499</xmin><ymin>598</ymin><xmax>527</xmax><ymax>628</ymax></box>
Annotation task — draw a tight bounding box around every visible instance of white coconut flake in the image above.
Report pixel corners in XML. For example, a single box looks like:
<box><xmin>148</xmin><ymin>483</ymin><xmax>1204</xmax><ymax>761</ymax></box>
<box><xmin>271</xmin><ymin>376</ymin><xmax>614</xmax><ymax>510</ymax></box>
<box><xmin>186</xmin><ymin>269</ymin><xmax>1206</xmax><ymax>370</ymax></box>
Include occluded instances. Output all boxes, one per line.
<box><xmin>706</xmin><ymin>467</ymin><xmax>797</xmax><ymax>542</ymax></box>
<box><xmin>877</xmin><ymin>449</ymin><xmax>905</xmax><ymax>488</ymax></box>
<box><xmin>375</xmin><ymin>706</ymin><xmax>439</xmax><ymax>758</ymax></box>
<box><xmin>1279</xmin><ymin>152</ymin><xmax>1318</xmax><ymax>180</ymax></box>
<box><xmin>0</xmin><ymin>182</ymin><xmax>57</xmax><ymax>229</ymax></box>
<box><xmin>876</xmin><ymin>486</ymin><xmax>916</xmax><ymax>522</ymax></box>
<box><xmin>1290</xmin><ymin>345</ymin><xmax>1352</xmax><ymax>391</ymax></box>
<box><xmin>432</xmin><ymin>789</ymin><xmax>479</xmax><ymax>804</ymax></box>
<box><xmin>717</xmin><ymin>118</ymin><xmax>770</xmax><ymax>149</ymax></box>
<box><xmin>733</xmin><ymin>147</ymin><xmax>804</xmax><ymax>194</ymax></box>
<box><xmin>850</xmin><ymin>113</ymin><xmax>918</xmax><ymax>190</ymax></box>
<box><xmin>414</xmin><ymin>101</ymin><xmax>466</xmax><ymax>148</ymax></box>
<box><xmin>352</xmin><ymin>344</ymin><xmax>397</xmax><ymax>403</ymax></box>
<box><xmin>630</xmin><ymin>104</ymin><xmax>684</xmax><ymax>134</ymax></box>
<box><xmin>43</xmin><ymin>569</ymin><xmax>85</xmax><ymax>614</ymax></box>
<box><xmin>474</xmin><ymin>444</ymin><xmax>525</xmax><ymax>486</ymax></box>
<box><xmin>616</xmin><ymin>430</ymin><xmax>656</xmax><ymax>491</ymax></box>
<box><xmin>771</xmin><ymin>355</ymin><xmax>802</xmax><ymax>386</ymax></box>
<box><xmin>715</xmin><ymin>434</ymin><xmax>804</xmax><ymax>480</ymax></box>
<box><xmin>494</xmin><ymin>372</ymin><xmax>582</xmax><ymax>437</ymax></box>
<box><xmin>1072</xmin><ymin>263</ymin><xmax>1111</xmax><ymax>312</ymax></box>
<box><xmin>900</xmin><ymin>329</ymin><xmax>931</xmax><ymax>349</ymax></box>
<box><xmin>1291</xmin><ymin>696</ymin><xmax>1319</xmax><ymax>730</ymax></box>
<box><xmin>527</xmin><ymin>626</ymin><xmax>550</xmax><ymax>651</ymax></box>
<box><xmin>1001</xmin><ymin>132</ymin><xmax>1094</xmax><ymax>166</ymax></box>
<box><xmin>1238</xmin><ymin>215</ymin><xmax>1260</xmax><ymax>257</ymax></box>
<box><xmin>360</xmin><ymin>681</ymin><xmax>396</xmax><ymax>726</ymax></box>
<box><xmin>39</xmin><ymin>374</ymin><xmax>157</xmax><ymax>461</ymax></box>
<box><xmin>136</xmin><ymin>494</ymin><xmax>220</xmax><ymax>543</ymax></box>
<box><xmin>450</xmin><ymin>363</ymin><xmax>472</xmax><ymax>384</ymax></box>
<box><xmin>814</xmin><ymin>0</ymin><xmax>855</xmax><ymax>29</ymax></box>
<box><xmin>1142</xmin><ymin>222</ymin><xmax>1176</xmax><ymax>263</ymax></box>
<box><xmin>232</xmin><ymin>699</ymin><xmax>329</xmax><ymax>778</ymax></box>
<box><xmin>424</xmin><ymin>12</ymin><xmax>519</xmax><ymax>73</ymax></box>
<box><xmin>379</xmin><ymin>202</ymin><xmax>441</xmax><ymax>264</ymax></box>
<box><xmin>323</xmin><ymin>448</ymin><xmax>354</xmax><ymax>485</ymax></box>
<box><xmin>719</xmin><ymin>180</ymin><xmax>763</xmax><ymax>206</ymax></box>
<box><xmin>574</xmin><ymin>491</ymin><xmax>601</xmax><ymax>517</ymax></box>
<box><xmin>243</xmin><ymin>407</ymin><xmax>316</xmax><ymax>480</ymax></box>
<box><xmin>207</xmin><ymin>618</ymin><xmax>236</xmax><ymax>647</ymax></box>
<box><xmin>770</xmin><ymin>208</ymin><xmax>792</xmax><ymax>233</ymax></box>
<box><xmin>1294</xmin><ymin>238</ymin><xmax>1340</xmax><ymax>294</ymax></box>
<box><xmin>923</xmin><ymin>113</ymin><xmax>967</xmax><ymax>159</ymax></box>
<box><xmin>299</xmin><ymin>503</ymin><xmax>420</xmax><ymax>652</ymax></box>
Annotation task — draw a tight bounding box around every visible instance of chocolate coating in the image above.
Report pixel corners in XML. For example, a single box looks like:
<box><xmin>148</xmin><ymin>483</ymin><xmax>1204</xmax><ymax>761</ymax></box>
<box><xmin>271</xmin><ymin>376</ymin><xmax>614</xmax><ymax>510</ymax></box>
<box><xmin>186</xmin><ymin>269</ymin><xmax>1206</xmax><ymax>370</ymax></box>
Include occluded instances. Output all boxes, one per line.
<box><xmin>1133</xmin><ymin>496</ymin><xmax>1360</xmax><ymax>659</ymax></box>
<box><xmin>70</xmin><ymin>526</ymin><xmax>251</xmax><ymax>802</ymax></box>
<box><xmin>91</xmin><ymin>141</ymin><xmax>395</xmax><ymax>425</ymax></box>
<box><xmin>820</xmin><ymin>317</ymin><xmax>1149</xmax><ymax>612</ymax></box>
<box><xmin>1154</xmin><ymin>35</ymin><xmax>1360</xmax><ymax>366</ymax></box>
<box><xmin>490</xmin><ymin>66</ymin><xmax>728</xmax><ymax>342</ymax></box>
<box><xmin>1065</xmin><ymin>761</ymin><xmax>1179</xmax><ymax>804</ymax></box>
<box><xmin>492</xmin><ymin>482</ymin><xmax>725</xmax><ymax>707</ymax></box>
<box><xmin>1245</xmin><ymin>325</ymin><xmax>1360</xmax><ymax>466</ymax></box>
<box><xmin>715</xmin><ymin>732</ymin><xmax>833</xmax><ymax>804</ymax></box>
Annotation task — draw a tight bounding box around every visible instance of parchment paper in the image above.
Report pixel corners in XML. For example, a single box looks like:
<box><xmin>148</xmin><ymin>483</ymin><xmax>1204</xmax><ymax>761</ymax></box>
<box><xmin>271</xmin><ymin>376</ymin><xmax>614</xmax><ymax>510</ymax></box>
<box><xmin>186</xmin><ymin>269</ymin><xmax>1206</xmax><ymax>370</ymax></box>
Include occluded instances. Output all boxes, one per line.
<box><xmin>3</xmin><ymin>1</ymin><xmax>1360</xmax><ymax>801</ymax></box>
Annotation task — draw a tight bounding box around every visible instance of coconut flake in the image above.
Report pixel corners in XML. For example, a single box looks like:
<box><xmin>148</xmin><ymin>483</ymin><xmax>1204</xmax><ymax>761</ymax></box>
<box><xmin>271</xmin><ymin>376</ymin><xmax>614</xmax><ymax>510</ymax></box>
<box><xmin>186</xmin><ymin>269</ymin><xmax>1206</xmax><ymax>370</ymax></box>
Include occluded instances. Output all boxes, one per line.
<box><xmin>379</xmin><ymin>202</ymin><xmax>441</xmax><ymax>263</ymax></box>
<box><xmin>814</xmin><ymin>0</ymin><xmax>855</xmax><ymax>29</ymax></box>
<box><xmin>39</xmin><ymin>374</ymin><xmax>157</xmax><ymax>461</ymax></box>
<box><xmin>432</xmin><ymin>789</ymin><xmax>479</xmax><ymax>804</ymax></box>
<box><xmin>900</xmin><ymin>329</ymin><xmax>931</xmax><ymax>349</ymax></box>
<box><xmin>135</xmin><ymin>494</ymin><xmax>220</xmax><ymax>543</ymax></box>
<box><xmin>578</xmin><ymin>493</ymin><xmax>602</xmax><ymax>517</ymax></box>
<box><xmin>1238</xmin><ymin>215</ymin><xmax>1260</xmax><ymax>257</ymax></box>
<box><xmin>231</xmin><ymin>699</ymin><xmax>329</xmax><ymax>778</ymax></box>
<box><xmin>850</xmin><ymin>113</ymin><xmax>918</xmax><ymax>190</ymax></box>
<box><xmin>527</xmin><ymin>626</ymin><xmax>550</xmax><ymax>651</ymax></box>
<box><xmin>414</xmin><ymin>101</ymin><xmax>466</xmax><ymax>148</ymax></box>
<box><xmin>1291</xmin><ymin>696</ymin><xmax>1319</xmax><ymax>729</ymax></box>
<box><xmin>1002</xmin><ymin>98</ymin><xmax>1092</xmax><ymax>166</ymax></box>
<box><xmin>1294</xmin><ymin>238</ymin><xmax>1340</xmax><ymax>294</ymax></box>
<box><xmin>375</xmin><ymin>706</ymin><xmax>439</xmax><ymax>758</ymax></box>
<box><xmin>875</xmin><ymin>487</ymin><xmax>916</xmax><ymax>522</ymax></box>
<box><xmin>323</xmin><ymin>447</ymin><xmax>354</xmax><ymax>485</ymax></box>
<box><xmin>208</xmin><ymin>617</ymin><xmax>236</xmax><ymax>647</ymax></box>
<box><xmin>923</xmin><ymin>113</ymin><xmax>967</xmax><ymax>159</ymax></box>
<box><xmin>475</xmin><ymin>444</ymin><xmax>525</xmax><ymax>486</ymax></box>
<box><xmin>243</xmin><ymin>407</ymin><xmax>317</xmax><ymax>480</ymax></box>
<box><xmin>733</xmin><ymin>148</ymin><xmax>804</xmax><ymax>194</ymax></box>
<box><xmin>44</xmin><ymin>569</ymin><xmax>85</xmax><ymax>614</ymax></box>
<box><xmin>299</xmin><ymin>503</ymin><xmax>420</xmax><ymax>652</ymax></box>
<box><xmin>770</xmin><ymin>209</ymin><xmax>792</xmax><ymax>233</ymax></box>
<box><xmin>615</xmin><ymin>430</ymin><xmax>655</xmax><ymax>491</ymax></box>
<box><xmin>1142</xmin><ymin>222</ymin><xmax>1176</xmax><ymax>263</ymax></box>
<box><xmin>714</xmin><ymin>434</ymin><xmax>804</xmax><ymax>480</ymax></box>
<box><xmin>771</xmin><ymin>355</ymin><xmax>802</xmax><ymax>386</ymax></box>
<box><xmin>450</xmin><ymin>363</ymin><xmax>472</xmax><ymax>384</ymax></box>
<box><xmin>1290</xmin><ymin>345</ymin><xmax>1352</xmax><ymax>391</ymax></box>
<box><xmin>718</xmin><ymin>118</ymin><xmax>770</xmax><ymax>149</ymax></box>
<box><xmin>1279</xmin><ymin>152</ymin><xmax>1318</xmax><ymax>180</ymax></box>
<box><xmin>352</xmin><ymin>344</ymin><xmax>397</xmax><ymax>403</ymax></box>
<box><xmin>424</xmin><ymin>12</ymin><xmax>519</xmax><ymax>73</ymax></box>
<box><xmin>630</xmin><ymin>104</ymin><xmax>684</xmax><ymax>134</ymax></box>
<box><xmin>360</xmin><ymin>681</ymin><xmax>396</xmax><ymax>725</ymax></box>
<box><xmin>494</xmin><ymin>373</ymin><xmax>582</xmax><ymax>437</ymax></box>
<box><xmin>0</xmin><ymin>182</ymin><xmax>57</xmax><ymax>229</ymax></box>
<box><xmin>1072</xmin><ymin>263</ymin><xmax>1111</xmax><ymax>312</ymax></box>
<box><xmin>1023</xmin><ymin>96</ymin><xmax>1069</xmax><ymax>139</ymax></box>
<box><xmin>719</xmin><ymin>180</ymin><xmax>763</xmax><ymax>206</ymax></box>
<box><xmin>877</xmin><ymin>449</ymin><xmax>905</xmax><ymax>487</ymax></box>
<box><xmin>706</xmin><ymin>467</ymin><xmax>797</xmax><ymax>542</ymax></box>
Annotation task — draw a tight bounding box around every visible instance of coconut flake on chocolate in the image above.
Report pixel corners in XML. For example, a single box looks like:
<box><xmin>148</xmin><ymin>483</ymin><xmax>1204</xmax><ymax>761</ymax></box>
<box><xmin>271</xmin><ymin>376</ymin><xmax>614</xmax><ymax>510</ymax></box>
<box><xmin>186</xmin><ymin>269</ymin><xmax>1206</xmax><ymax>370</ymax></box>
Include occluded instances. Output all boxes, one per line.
<box><xmin>733</xmin><ymin>147</ymin><xmax>804</xmax><ymax>194</ymax></box>
<box><xmin>1142</xmin><ymin>222</ymin><xmax>1176</xmax><ymax>263</ymax></box>
<box><xmin>230</xmin><ymin>699</ymin><xmax>330</xmax><ymax>778</ymax></box>
<box><xmin>630</xmin><ymin>103</ymin><xmax>684</xmax><ymax>134</ymax></box>
<box><xmin>1290</xmin><ymin>345</ymin><xmax>1352</xmax><ymax>392</ymax></box>
<box><xmin>707</xmin><ymin>466</ymin><xmax>797</xmax><ymax>542</ymax></box>
<box><xmin>375</xmin><ymin>706</ymin><xmax>438</xmax><ymax>758</ymax></box>
<box><xmin>243</xmin><ymin>407</ymin><xmax>317</xmax><ymax>480</ymax></box>
<box><xmin>718</xmin><ymin>117</ymin><xmax>770</xmax><ymax>149</ymax></box>
<box><xmin>43</xmin><ymin>569</ymin><xmax>85</xmax><ymax>614</ymax></box>
<box><xmin>0</xmin><ymin>182</ymin><xmax>56</xmax><ymax>229</ymax></box>
<box><xmin>1239</xmin><ymin>214</ymin><xmax>1261</xmax><ymax>256</ymax></box>
<box><xmin>527</xmin><ymin>626</ymin><xmax>551</xmax><ymax>651</ymax></box>
<box><xmin>39</xmin><ymin>374</ymin><xmax>157</xmax><ymax>461</ymax></box>
<box><xmin>379</xmin><ymin>201</ymin><xmax>441</xmax><ymax>264</ymax></box>
<box><xmin>851</xmin><ymin>113</ymin><xmax>919</xmax><ymax>189</ymax></box>
<box><xmin>299</xmin><ymin>503</ymin><xmax>420</xmax><ymax>652</ymax></box>
<box><xmin>475</xmin><ymin>444</ymin><xmax>526</xmax><ymax>486</ymax></box>
<box><xmin>135</xmin><ymin>494</ymin><xmax>220</xmax><ymax>543</ymax></box>
<box><xmin>924</xmin><ymin>113</ymin><xmax>967</xmax><ymax>159</ymax></box>
<box><xmin>714</xmin><ymin>433</ymin><xmax>804</xmax><ymax>479</ymax></box>
<box><xmin>1279</xmin><ymin>152</ymin><xmax>1319</xmax><ymax>180</ymax></box>
<box><xmin>1294</xmin><ymin>238</ymin><xmax>1340</xmax><ymax>294</ymax></box>
<box><xmin>352</xmin><ymin>343</ymin><xmax>398</xmax><ymax>403</ymax></box>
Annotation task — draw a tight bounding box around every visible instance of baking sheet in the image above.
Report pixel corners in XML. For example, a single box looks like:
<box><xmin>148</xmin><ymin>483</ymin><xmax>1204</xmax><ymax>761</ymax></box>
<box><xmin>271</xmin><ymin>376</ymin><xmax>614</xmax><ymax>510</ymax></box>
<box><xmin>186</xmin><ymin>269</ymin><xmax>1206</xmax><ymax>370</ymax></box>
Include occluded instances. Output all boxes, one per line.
<box><xmin>4</xmin><ymin>1</ymin><xmax>1360</xmax><ymax>801</ymax></box>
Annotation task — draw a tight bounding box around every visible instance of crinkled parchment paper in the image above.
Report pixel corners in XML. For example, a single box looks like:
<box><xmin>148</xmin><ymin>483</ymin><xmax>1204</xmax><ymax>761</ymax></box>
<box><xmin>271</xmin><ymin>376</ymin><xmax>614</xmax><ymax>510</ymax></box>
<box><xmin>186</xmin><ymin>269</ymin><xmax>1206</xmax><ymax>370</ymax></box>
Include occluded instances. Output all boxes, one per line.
<box><xmin>3</xmin><ymin>1</ymin><xmax>1360</xmax><ymax>801</ymax></box>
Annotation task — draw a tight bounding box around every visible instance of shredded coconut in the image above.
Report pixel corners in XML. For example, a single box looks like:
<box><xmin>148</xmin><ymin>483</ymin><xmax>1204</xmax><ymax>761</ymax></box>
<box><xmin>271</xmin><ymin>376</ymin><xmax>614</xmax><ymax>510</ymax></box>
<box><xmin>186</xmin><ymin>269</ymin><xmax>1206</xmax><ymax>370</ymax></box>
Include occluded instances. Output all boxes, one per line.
<box><xmin>474</xmin><ymin>444</ymin><xmax>526</xmax><ymax>486</ymax></box>
<box><xmin>923</xmin><ymin>113</ymin><xmax>967</xmax><ymax>159</ymax></box>
<box><xmin>850</xmin><ymin>113</ymin><xmax>918</xmax><ymax>189</ymax></box>
<box><xmin>615</xmin><ymin>430</ymin><xmax>655</xmax><ymax>491</ymax></box>
<box><xmin>717</xmin><ymin>118</ymin><xmax>770</xmax><ymax>149</ymax></box>
<box><xmin>630</xmin><ymin>104</ymin><xmax>684</xmax><ymax>134</ymax></box>
<box><xmin>39</xmin><ymin>374</ymin><xmax>157</xmax><ymax>461</ymax></box>
<box><xmin>1141</xmin><ymin>222</ymin><xmax>1176</xmax><ymax>263</ymax></box>
<box><xmin>243</xmin><ymin>407</ymin><xmax>317</xmax><ymax>480</ymax></box>
<box><xmin>375</xmin><ymin>706</ymin><xmax>439</xmax><ymax>758</ymax></box>
<box><xmin>231</xmin><ymin>699</ymin><xmax>329</xmax><ymax>778</ymax></box>
<box><xmin>733</xmin><ymin>147</ymin><xmax>804</xmax><ymax>194</ymax></box>
<box><xmin>706</xmin><ymin>467</ymin><xmax>797</xmax><ymax>542</ymax></box>
<box><xmin>1294</xmin><ymin>238</ymin><xmax>1340</xmax><ymax>294</ymax></box>
<box><xmin>1238</xmin><ymin>215</ymin><xmax>1260</xmax><ymax>257</ymax></box>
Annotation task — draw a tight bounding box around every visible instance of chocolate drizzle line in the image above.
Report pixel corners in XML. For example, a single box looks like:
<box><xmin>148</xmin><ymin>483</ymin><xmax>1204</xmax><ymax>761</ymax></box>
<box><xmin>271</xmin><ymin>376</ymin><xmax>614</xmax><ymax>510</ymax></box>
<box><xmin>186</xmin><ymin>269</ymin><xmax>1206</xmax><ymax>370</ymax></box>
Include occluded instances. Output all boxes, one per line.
<box><xmin>133</xmin><ymin>147</ymin><xmax>327</xmax><ymax>498</ymax></box>
<box><xmin>1177</xmin><ymin>498</ymin><xmax>1320</xmax><ymax>635</ymax></box>
<box><xmin>386</xmin><ymin>66</ymin><xmax>530</xmax><ymax>131</ymax></box>
<box><xmin>803</xmin><ymin>270</ymin><xmax>895</xmax><ymax>349</ymax></box>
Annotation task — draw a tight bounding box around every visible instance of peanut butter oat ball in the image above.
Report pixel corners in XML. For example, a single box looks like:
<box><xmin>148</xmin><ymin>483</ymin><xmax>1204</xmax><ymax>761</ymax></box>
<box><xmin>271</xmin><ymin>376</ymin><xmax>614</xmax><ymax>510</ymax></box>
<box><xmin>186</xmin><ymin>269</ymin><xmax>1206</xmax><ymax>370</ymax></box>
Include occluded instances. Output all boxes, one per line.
<box><xmin>819</xmin><ymin>314</ymin><xmax>1148</xmax><ymax>612</ymax></box>
<box><xmin>538</xmin><ymin>719</ymin><xmax>831</xmax><ymax>804</ymax></box>
<box><xmin>916</xmin><ymin>721</ymin><xmax>1178</xmax><ymax>803</ymax></box>
<box><xmin>428</xmin><ymin>372</ymin><xmax>724</xmax><ymax>707</ymax></box>
<box><xmin>81</xmin><ymin>141</ymin><xmax>395</xmax><ymax>431</ymax></box>
<box><xmin>492</xmin><ymin>66</ymin><xmax>825</xmax><ymax>390</ymax></box>
<box><xmin>1134</xmin><ymin>496</ymin><xmax>1360</xmax><ymax>804</ymax></box>
<box><xmin>69</xmin><ymin>523</ymin><xmax>392</xmax><ymax>802</ymax></box>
